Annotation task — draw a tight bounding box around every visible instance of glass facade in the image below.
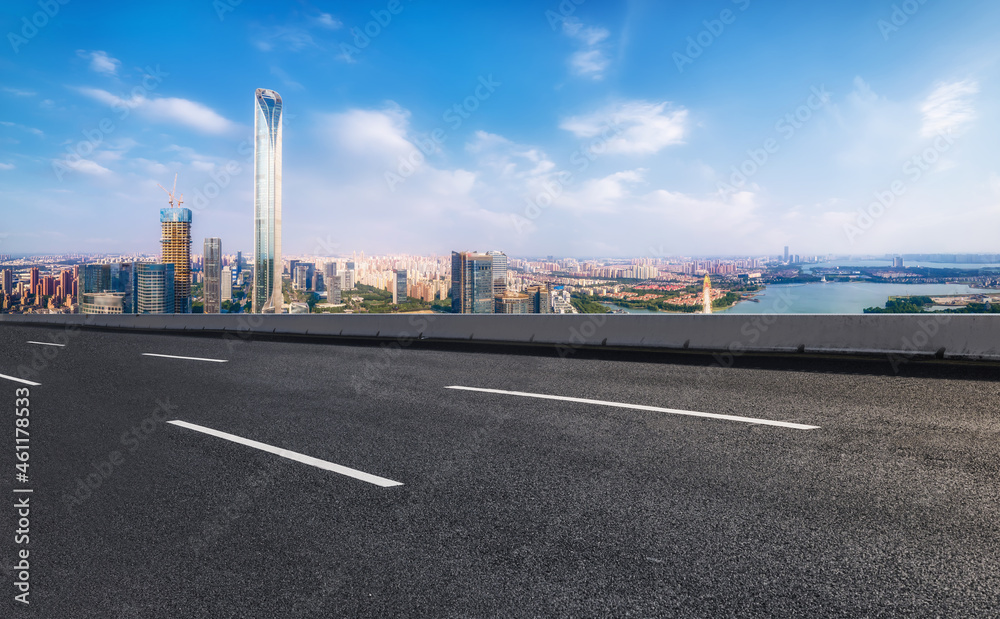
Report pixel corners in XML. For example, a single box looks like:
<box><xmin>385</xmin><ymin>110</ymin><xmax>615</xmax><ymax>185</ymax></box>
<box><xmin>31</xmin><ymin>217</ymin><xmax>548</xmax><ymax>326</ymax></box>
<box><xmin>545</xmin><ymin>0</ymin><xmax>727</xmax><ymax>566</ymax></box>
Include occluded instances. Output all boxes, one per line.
<box><xmin>451</xmin><ymin>251</ymin><xmax>494</xmax><ymax>313</ymax></box>
<box><xmin>203</xmin><ymin>237</ymin><xmax>222</xmax><ymax>313</ymax></box>
<box><xmin>253</xmin><ymin>88</ymin><xmax>283</xmax><ymax>313</ymax></box>
<box><xmin>137</xmin><ymin>263</ymin><xmax>175</xmax><ymax>314</ymax></box>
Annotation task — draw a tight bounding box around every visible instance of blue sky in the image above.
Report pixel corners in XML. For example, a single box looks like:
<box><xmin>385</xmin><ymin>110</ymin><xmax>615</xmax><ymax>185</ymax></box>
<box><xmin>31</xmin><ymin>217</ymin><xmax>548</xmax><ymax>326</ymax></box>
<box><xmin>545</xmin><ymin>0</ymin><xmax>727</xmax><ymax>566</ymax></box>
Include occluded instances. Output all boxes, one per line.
<box><xmin>1</xmin><ymin>0</ymin><xmax>998</xmax><ymax>257</ymax></box>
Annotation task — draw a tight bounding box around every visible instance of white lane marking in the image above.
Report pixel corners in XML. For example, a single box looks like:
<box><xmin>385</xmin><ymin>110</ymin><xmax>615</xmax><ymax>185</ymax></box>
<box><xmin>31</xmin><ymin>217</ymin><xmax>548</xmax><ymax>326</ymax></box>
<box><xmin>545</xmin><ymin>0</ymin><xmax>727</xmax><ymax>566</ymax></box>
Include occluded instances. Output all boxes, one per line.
<box><xmin>142</xmin><ymin>353</ymin><xmax>228</xmax><ymax>363</ymax></box>
<box><xmin>167</xmin><ymin>420</ymin><xmax>403</xmax><ymax>487</ymax></box>
<box><xmin>445</xmin><ymin>386</ymin><xmax>820</xmax><ymax>430</ymax></box>
<box><xmin>0</xmin><ymin>373</ymin><xmax>41</xmax><ymax>386</ymax></box>
<box><xmin>27</xmin><ymin>341</ymin><xmax>65</xmax><ymax>347</ymax></box>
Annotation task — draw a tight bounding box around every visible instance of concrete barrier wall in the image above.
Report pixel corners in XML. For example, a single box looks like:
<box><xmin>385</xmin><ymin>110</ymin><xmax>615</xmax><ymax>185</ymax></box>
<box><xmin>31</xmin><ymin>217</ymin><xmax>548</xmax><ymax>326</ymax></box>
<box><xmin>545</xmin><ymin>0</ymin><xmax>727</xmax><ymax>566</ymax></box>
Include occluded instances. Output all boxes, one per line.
<box><xmin>2</xmin><ymin>313</ymin><xmax>999</xmax><ymax>361</ymax></box>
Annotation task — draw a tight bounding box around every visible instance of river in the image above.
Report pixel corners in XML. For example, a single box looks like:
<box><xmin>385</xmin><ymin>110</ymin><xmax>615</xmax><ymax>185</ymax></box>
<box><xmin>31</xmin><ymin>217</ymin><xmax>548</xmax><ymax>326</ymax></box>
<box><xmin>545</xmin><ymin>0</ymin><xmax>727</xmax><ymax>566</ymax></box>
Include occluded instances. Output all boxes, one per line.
<box><xmin>600</xmin><ymin>282</ymin><xmax>995</xmax><ymax>315</ymax></box>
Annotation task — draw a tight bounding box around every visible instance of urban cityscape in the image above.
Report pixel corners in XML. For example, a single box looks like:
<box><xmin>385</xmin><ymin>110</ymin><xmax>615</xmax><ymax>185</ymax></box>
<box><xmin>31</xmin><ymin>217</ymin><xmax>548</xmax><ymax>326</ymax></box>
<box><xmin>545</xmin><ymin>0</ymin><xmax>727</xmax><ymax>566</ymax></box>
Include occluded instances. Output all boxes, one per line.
<box><xmin>4</xmin><ymin>1</ymin><xmax>1000</xmax><ymax>617</ymax></box>
<box><xmin>2</xmin><ymin>86</ymin><xmax>998</xmax><ymax>318</ymax></box>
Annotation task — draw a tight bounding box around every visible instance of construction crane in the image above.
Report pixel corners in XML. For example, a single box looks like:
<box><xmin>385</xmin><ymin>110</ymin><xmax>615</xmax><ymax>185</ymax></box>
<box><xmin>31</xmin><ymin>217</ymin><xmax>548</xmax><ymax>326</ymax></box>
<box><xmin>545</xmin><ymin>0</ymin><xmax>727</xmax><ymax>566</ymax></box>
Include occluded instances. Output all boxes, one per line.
<box><xmin>157</xmin><ymin>173</ymin><xmax>178</xmax><ymax>208</ymax></box>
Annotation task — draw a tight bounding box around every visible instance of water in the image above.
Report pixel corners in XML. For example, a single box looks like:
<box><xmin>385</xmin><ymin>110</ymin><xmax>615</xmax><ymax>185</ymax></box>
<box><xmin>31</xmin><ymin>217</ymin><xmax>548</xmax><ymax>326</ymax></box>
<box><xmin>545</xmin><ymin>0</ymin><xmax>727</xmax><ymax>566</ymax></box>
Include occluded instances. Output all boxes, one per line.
<box><xmin>722</xmin><ymin>282</ymin><xmax>995</xmax><ymax>314</ymax></box>
<box><xmin>802</xmin><ymin>260</ymin><xmax>1000</xmax><ymax>273</ymax></box>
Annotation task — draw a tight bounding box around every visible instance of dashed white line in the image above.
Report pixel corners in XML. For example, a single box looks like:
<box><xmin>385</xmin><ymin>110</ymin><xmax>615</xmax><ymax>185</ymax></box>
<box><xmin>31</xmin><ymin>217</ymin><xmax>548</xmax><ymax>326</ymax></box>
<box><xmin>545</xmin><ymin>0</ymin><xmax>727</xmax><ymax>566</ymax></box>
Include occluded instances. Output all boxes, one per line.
<box><xmin>142</xmin><ymin>353</ymin><xmax>228</xmax><ymax>363</ymax></box>
<box><xmin>0</xmin><ymin>373</ymin><xmax>41</xmax><ymax>387</ymax></box>
<box><xmin>27</xmin><ymin>341</ymin><xmax>65</xmax><ymax>347</ymax></box>
<box><xmin>167</xmin><ymin>420</ymin><xmax>403</xmax><ymax>487</ymax></box>
<box><xmin>445</xmin><ymin>386</ymin><xmax>820</xmax><ymax>430</ymax></box>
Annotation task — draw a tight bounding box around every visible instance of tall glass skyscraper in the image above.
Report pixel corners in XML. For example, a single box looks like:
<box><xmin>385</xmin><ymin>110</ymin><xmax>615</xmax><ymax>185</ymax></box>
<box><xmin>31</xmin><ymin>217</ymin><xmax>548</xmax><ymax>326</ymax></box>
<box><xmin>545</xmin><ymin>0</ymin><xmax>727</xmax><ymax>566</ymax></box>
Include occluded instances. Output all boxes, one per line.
<box><xmin>451</xmin><ymin>251</ymin><xmax>494</xmax><ymax>313</ymax></box>
<box><xmin>253</xmin><ymin>88</ymin><xmax>283</xmax><ymax>313</ymax></box>
<box><xmin>203</xmin><ymin>237</ymin><xmax>222</xmax><ymax>313</ymax></box>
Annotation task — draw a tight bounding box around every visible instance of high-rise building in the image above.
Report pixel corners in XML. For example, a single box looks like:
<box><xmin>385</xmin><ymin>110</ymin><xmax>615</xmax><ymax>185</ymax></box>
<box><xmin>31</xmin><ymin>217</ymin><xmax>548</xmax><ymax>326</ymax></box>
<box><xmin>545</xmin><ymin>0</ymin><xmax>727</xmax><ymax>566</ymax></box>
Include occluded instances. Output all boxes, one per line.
<box><xmin>204</xmin><ymin>238</ymin><xmax>222</xmax><ymax>313</ymax></box>
<box><xmin>486</xmin><ymin>250</ymin><xmax>508</xmax><ymax>295</ymax></box>
<box><xmin>344</xmin><ymin>269</ymin><xmax>355</xmax><ymax>290</ymax></box>
<box><xmin>137</xmin><ymin>263</ymin><xmax>175</xmax><ymax>314</ymax></box>
<box><xmin>783</xmin><ymin>246</ymin><xmax>789</xmax><ymax>262</ymax></box>
<box><xmin>29</xmin><ymin>267</ymin><xmax>39</xmax><ymax>296</ymax></box>
<box><xmin>295</xmin><ymin>265</ymin><xmax>309</xmax><ymax>291</ymax></box>
<box><xmin>525</xmin><ymin>285</ymin><xmax>551</xmax><ymax>314</ymax></box>
<box><xmin>221</xmin><ymin>267</ymin><xmax>233</xmax><ymax>302</ymax></box>
<box><xmin>494</xmin><ymin>291</ymin><xmax>530</xmax><ymax>313</ymax></box>
<box><xmin>451</xmin><ymin>251</ymin><xmax>494</xmax><ymax>313</ymax></box>
<box><xmin>324</xmin><ymin>261</ymin><xmax>337</xmax><ymax>286</ymax></box>
<box><xmin>393</xmin><ymin>269</ymin><xmax>407</xmax><ymax>304</ymax></box>
<box><xmin>327</xmin><ymin>273</ymin><xmax>341</xmax><ymax>304</ymax></box>
<box><xmin>59</xmin><ymin>269</ymin><xmax>73</xmax><ymax>302</ymax></box>
<box><xmin>253</xmin><ymin>88</ymin><xmax>283</xmax><ymax>314</ymax></box>
<box><xmin>0</xmin><ymin>268</ymin><xmax>11</xmax><ymax>296</ymax></box>
<box><xmin>235</xmin><ymin>251</ymin><xmax>243</xmax><ymax>277</ymax></box>
<box><xmin>161</xmin><ymin>206</ymin><xmax>192</xmax><ymax>313</ymax></box>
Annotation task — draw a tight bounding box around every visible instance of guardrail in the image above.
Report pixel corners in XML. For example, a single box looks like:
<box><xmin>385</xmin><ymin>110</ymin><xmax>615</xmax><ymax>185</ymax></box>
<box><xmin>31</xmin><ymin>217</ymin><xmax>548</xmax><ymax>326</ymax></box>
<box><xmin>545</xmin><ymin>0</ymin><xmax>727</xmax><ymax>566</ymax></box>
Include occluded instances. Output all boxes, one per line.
<box><xmin>2</xmin><ymin>312</ymin><xmax>999</xmax><ymax>362</ymax></box>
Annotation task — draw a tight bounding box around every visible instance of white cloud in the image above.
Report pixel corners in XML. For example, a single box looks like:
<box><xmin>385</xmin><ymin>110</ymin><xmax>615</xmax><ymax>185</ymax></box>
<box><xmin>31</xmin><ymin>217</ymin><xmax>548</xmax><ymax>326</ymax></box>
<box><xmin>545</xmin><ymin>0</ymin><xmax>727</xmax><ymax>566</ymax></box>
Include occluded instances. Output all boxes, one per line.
<box><xmin>253</xmin><ymin>26</ymin><xmax>317</xmax><ymax>52</ymax></box>
<box><xmin>0</xmin><ymin>121</ymin><xmax>43</xmax><ymax>137</ymax></box>
<box><xmin>560</xmin><ymin>101</ymin><xmax>688</xmax><ymax>155</ymax></box>
<box><xmin>0</xmin><ymin>163</ymin><xmax>14</xmax><ymax>170</ymax></box>
<box><xmin>920</xmin><ymin>80</ymin><xmax>978</xmax><ymax>137</ymax></box>
<box><xmin>314</xmin><ymin>13</ymin><xmax>342</xmax><ymax>29</ymax></box>
<box><xmin>563</xmin><ymin>19</ymin><xmax>609</xmax><ymax>46</ymax></box>
<box><xmin>62</xmin><ymin>158</ymin><xmax>113</xmax><ymax>176</ymax></box>
<box><xmin>76</xmin><ymin>87</ymin><xmax>238</xmax><ymax>135</ymax></box>
<box><xmin>561</xmin><ymin>18</ymin><xmax>611</xmax><ymax>79</ymax></box>
<box><xmin>3</xmin><ymin>87</ymin><xmax>35</xmax><ymax>97</ymax></box>
<box><xmin>569</xmin><ymin>50</ymin><xmax>610</xmax><ymax>79</ymax></box>
<box><xmin>78</xmin><ymin>50</ymin><xmax>121</xmax><ymax>76</ymax></box>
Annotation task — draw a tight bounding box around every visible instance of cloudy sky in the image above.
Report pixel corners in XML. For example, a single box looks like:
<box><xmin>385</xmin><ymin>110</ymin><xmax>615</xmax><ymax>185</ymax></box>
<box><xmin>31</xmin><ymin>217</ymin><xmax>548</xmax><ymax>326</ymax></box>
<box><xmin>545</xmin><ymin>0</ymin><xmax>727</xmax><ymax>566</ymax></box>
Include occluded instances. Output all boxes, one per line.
<box><xmin>1</xmin><ymin>0</ymin><xmax>998</xmax><ymax>257</ymax></box>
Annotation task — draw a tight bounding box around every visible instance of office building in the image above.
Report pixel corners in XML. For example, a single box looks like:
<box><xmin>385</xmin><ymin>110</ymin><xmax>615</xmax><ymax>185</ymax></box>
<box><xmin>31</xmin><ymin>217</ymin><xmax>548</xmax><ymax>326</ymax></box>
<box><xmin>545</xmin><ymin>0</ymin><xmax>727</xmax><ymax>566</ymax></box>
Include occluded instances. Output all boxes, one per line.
<box><xmin>451</xmin><ymin>251</ymin><xmax>494</xmax><ymax>313</ymax></box>
<box><xmin>345</xmin><ymin>269</ymin><xmax>355</xmax><ymax>291</ymax></box>
<box><xmin>80</xmin><ymin>293</ymin><xmax>126</xmax><ymax>314</ymax></box>
<box><xmin>327</xmin><ymin>273</ymin><xmax>341</xmax><ymax>304</ymax></box>
<box><xmin>137</xmin><ymin>263</ymin><xmax>175</xmax><ymax>314</ymax></box>
<box><xmin>783</xmin><ymin>246</ymin><xmax>789</xmax><ymax>262</ymax></box>
<box><xmin>487</xmin><ymin>250</ymin><xmax>508</xmax><ymax>295</ymax></box>
<box><xmin>161</xmin><ymin>206</ymin><xmax>192</xmax><ymax>313</ymax></box>
<box><xmin>294</xmin><ymin>264</ymin><xmax>310</xmax><ymax>291</ymax></box>
<box><xmin>221</xmin><ymin>267</ymin><xmax>233</xmax><ymax>302</ymax></box>
<box><xmin>203</xmin><ymin>238</ymin><xmax>222</xmax><ymax>313</ymax></box>
<box><xmin>252</xmin><ymin>87</ymin><xmax>284</xmax><ymax>313</ymax></box>
<box><xmin>324</xmin><ymin>261</ymin><xmax>337</xmax><ymax>283</ymax></box>
<box><xmin>393</xmin><ymin>269</ymin><xmax>407</xmax><ymax>304</ymax></box>
<box><xmin>235</xmin><ymin>251</ymin><xmax>243</xmax><ymax>277</ymax></box>
<box><xmin>1</xmin><ymin>268</ymin><xmax>11</xmax><ymax>296</ymax></box>
<box><xmin>893</xmin><ymin>256</ymin><xmax>904</xmax><ymax>268</ymax></box>
<box><xmin>494</xmin><ymin>291</ymin><xmax>530</xmax><ymax>313</ymax></box>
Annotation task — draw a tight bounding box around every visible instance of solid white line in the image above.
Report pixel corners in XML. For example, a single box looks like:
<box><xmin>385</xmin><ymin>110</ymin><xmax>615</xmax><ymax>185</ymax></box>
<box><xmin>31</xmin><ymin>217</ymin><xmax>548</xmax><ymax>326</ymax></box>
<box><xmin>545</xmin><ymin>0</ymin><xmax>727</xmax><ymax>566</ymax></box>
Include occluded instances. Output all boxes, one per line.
<box><xmin>27</xmin><ymin>341</ymin><xmax>64</xmax><ymax>347</ymax></box>
<box><xmin>445</xmin><ymin>386</ymin><xmax>820</xmax><ymax>430</ymax></box>
<box><xmin>142</xmin><ymin>353</ymin><xmax>228</xmax><ymax>363</ymax></box>
<box><xmin>0</xmin><ymin>373</ymin><xmax>41</xmax><ymax>387</ymax></box>
<box><xmin>167</xmin><ymin>420</ymin><xmax>403</xmax><ymax>487</ymax></box>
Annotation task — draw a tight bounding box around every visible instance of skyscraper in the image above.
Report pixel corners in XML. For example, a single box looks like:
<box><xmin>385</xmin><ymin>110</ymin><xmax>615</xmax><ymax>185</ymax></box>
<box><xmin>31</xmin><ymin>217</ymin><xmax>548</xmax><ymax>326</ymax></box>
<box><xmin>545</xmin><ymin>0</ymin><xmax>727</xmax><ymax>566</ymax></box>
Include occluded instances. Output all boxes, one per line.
<box><xmin>393</xmin><ymin>269</ymin><xmax>407</xmax><ymax>304</ymax></box>
<box><xmin>161</xmin><ymin>206</ymin><xmax>192</xmax><ymax>313</ymax></box>
<box><xmin>29</xmin><ymin>267</ymin><xmax>38</xmax><ymax>297</ymax></box>
<box><xmin>221</xmin><ymin>267</ymin><xmax>233</xmax><ymax>302</ymax></box>
<box><xmin>204</xmin><ymin>237</ymin><xmax>222</xmax><ymax>313</ymax></box>
<box><xmin>253</xmin><ymin>88</ymin><xmax>283</xmax><ymax>313</ymax></box>
<box><xmin>137</xmin><ymin>263</ymin><xmax>175</xmax><ymax>314</ymax></box>
<box><xmin>1</xmin><ymin>268</ymin><xmax>12</xmax><ymax>296</ymax></box>
<box><xmin>486</xmin><ymin>250</ymin><xmax>508</xmax><ymax>295</ymax></box>
<box><xmin>451</xmin><ymin>251</ymin><xmax>494</xmax><ymax>313</ymax></box>
<box><xmin>783</xmin><ymin>246</ymin><xmax>789</xmax><ymax>262</ymax></box>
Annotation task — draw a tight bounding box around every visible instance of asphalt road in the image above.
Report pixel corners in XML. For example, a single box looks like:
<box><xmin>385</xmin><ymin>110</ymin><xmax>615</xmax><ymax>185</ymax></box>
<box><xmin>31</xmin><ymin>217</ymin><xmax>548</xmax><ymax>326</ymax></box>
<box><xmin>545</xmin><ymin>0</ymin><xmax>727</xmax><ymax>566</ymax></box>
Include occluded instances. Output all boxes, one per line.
<box><xmin>2</xmin><ymin>323</ymin><xmax>1000</xmax><ymax>618</ymax></box>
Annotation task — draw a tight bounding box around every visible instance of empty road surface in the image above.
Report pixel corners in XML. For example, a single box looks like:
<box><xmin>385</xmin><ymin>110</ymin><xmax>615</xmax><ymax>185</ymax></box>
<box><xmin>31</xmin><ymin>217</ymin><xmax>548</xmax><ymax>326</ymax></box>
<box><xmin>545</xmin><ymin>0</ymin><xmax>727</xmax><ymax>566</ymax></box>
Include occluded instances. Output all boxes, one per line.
<box><xmin>2</xmin><ymin>323</ymin><xmax>999</xmax><ymax>617</ymax></box>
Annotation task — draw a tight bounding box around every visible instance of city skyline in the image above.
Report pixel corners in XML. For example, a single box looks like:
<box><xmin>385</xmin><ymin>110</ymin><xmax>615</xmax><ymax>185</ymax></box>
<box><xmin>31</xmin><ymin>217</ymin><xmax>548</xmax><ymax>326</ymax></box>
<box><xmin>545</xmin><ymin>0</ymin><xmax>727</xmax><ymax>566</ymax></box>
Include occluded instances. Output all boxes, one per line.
<box><xmin>2</xmin><ymin>1</ymin><xmax>999</xmax><ymax>258</ymax></box>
